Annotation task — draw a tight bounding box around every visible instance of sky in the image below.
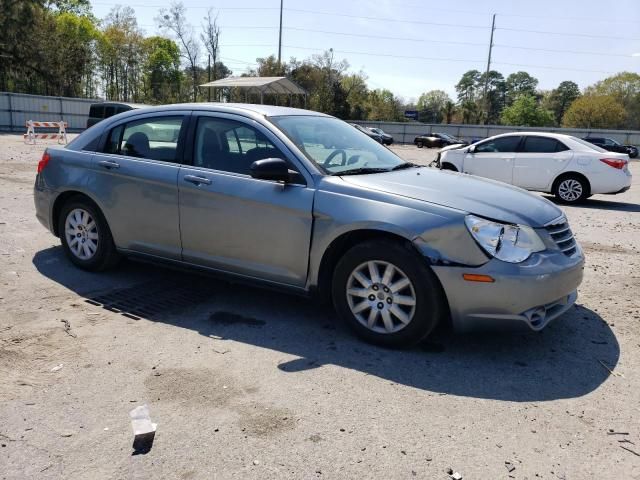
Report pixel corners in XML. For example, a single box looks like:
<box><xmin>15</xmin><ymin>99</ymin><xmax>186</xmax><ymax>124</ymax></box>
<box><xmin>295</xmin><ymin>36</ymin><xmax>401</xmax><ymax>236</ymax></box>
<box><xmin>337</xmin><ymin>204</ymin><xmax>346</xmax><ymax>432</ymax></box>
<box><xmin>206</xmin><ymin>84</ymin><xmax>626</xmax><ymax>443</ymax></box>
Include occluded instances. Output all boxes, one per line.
<box><xmin>88</xmin><ymin>0</ymin><xmax>640</xmax><ymax>102</ymax></box>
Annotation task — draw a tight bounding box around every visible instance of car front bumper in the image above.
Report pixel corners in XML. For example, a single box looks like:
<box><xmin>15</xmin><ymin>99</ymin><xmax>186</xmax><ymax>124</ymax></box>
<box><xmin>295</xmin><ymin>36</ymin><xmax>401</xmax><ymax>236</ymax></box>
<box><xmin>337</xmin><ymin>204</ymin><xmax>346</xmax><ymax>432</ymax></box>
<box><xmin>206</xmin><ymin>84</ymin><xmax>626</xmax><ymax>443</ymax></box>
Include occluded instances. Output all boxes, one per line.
<box><xmin>432</xmin><ymin>249</ymin><xmax>584</xmax><ymax>332</ymax></box>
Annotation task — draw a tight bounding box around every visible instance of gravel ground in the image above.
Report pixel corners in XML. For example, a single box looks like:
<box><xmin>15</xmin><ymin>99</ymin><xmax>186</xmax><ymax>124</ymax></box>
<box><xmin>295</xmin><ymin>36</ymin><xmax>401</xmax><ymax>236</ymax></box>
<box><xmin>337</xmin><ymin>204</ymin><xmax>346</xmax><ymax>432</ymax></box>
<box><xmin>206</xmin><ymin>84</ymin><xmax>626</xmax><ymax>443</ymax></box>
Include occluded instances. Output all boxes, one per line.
<box><xmin>1</xmin><ymin>133</ymin><xmax>639</xmax><ymax>479</ymax></box>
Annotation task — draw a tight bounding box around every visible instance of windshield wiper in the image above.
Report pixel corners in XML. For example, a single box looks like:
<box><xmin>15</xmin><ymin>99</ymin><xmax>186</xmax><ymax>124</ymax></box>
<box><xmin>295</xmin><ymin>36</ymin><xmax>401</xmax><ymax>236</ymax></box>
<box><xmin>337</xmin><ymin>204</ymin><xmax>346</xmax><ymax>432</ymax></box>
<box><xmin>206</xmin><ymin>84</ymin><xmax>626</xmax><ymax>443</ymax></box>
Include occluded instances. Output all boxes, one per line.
<box><xmin>331</xmin><ymin>167</ymin><xmax>390</xmax><ymax>176</ymax></box>
<box><xmin>390</xmin><ymin>162</ymin><xmax>419</xmax><ymax>171</ymax></box>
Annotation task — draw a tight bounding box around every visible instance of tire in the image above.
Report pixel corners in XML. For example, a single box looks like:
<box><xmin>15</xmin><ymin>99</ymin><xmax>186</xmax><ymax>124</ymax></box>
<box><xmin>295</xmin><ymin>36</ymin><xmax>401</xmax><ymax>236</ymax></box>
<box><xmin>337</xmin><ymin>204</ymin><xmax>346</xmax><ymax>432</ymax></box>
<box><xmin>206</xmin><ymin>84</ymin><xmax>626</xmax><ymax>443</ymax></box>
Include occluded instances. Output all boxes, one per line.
<box><xmin>332</xmin><ymin>240</ymin><xmax>446</xmax><ymax>348</ymax></box>
<box><xmin>441</xmin><ymin>163</ymin><xmax>457</xmax><ymax>172</ymax></box>
<box><xmin>554</xmin><ymin>175</ymin><xmax>589</xmax><ymax>204</ymax></box>
<box><xmin>629</xmin><ymin>149</ymin><xmax>638</xmax><ymax>159</ymax></box>
<box><xmin>58</xmin><ymin>197</ymin><xmax>120</xmax><ymax>271</ymax></box>
<box><xmin>416</xmin><ymin>141</ymin><xmax>423</xmax><ymax>148</ymax></box>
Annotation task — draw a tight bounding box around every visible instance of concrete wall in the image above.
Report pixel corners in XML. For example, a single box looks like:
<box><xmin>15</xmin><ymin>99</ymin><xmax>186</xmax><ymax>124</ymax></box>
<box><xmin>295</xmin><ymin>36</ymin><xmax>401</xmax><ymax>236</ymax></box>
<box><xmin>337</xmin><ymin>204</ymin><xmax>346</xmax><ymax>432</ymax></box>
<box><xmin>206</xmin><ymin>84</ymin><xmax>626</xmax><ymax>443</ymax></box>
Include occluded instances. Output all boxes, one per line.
<box><xmin>0</xmin><ymin>92</ymin><xmax>99</xmax><ymax>132</ymax></box>
<box><xmin>2</xmin><ymin>92</ymin><xmax>639</xmax><ymax>145</ymax></box>
<box><xmin>354</xmin><ymin>121</ymin><xmax>640</xmax><ymax>146</ymax></box>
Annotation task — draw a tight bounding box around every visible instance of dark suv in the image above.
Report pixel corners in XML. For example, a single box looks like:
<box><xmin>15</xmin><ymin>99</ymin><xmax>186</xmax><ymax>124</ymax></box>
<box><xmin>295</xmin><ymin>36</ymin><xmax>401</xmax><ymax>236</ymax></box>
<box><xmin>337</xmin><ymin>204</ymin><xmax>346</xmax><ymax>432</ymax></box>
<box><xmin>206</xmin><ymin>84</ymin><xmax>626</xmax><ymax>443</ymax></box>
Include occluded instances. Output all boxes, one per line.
<box><xmin>583</xmin><ymin>137</ymin><xmax>638</xmax><ymax>158</ymax></box>
<box><xmin>87</xmin><ymin>102</ymin><xmax>144</xmax><ymax>129</ymax></box>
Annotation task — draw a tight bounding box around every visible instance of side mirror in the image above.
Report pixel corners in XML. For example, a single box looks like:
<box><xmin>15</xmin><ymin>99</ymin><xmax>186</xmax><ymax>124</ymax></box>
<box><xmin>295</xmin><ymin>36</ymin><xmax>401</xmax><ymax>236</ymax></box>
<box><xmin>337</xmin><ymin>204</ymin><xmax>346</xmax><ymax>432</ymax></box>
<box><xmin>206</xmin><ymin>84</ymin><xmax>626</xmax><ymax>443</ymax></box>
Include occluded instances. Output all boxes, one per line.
<box><xmin>250</xmin><ymin>158</ymin><xmax>291</xmax><ymax>182</ymax></box>
<box><xmin>467</xmin><ymin>145</ymin><xmax>476</xmax><ymax>154</ymax></box>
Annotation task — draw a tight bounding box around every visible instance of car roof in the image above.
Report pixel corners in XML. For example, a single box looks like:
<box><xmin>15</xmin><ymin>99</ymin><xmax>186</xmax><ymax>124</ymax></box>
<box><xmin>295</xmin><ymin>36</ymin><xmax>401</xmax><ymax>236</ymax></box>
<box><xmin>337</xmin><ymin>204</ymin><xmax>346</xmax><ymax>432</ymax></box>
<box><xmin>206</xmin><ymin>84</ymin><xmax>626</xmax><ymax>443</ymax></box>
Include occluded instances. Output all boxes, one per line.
<box><xmin>485</xmin><ymin>131</ymin><xmax>581</xmax><ymax>141</ymax></box>
<box><xmin>130</xmin><ymin>103</ymin><xmax>331</xmax><ymax>118</ymax></box>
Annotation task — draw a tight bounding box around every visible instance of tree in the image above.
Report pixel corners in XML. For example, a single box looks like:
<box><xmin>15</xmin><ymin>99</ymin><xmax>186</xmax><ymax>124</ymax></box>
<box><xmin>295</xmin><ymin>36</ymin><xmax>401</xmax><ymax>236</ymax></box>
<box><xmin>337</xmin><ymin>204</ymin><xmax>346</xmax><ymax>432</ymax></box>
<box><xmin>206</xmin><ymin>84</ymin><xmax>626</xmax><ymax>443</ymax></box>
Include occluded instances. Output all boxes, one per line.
<box><xmin>47</xmin><ymin>0</ymin><xmax>92</xmax><ymax>16</ymax></box>
<box><xmin>98</xmin><ymin>6</ymin><xmax>144</xmax><ymax>102</ymax></box>
<box><xmin>455</xmin><ymin>70</ymin><xmax>481</xmax><ymax>103</ymax></box>
<box><xmin>501</xmin><ymin>94</ymin><xmax>554</xmax><ymax>126</ymax></box>
<box><xmin>443</xmin><ymin>100</ymin><xmax>456</xmax><ymax>124</ymax></box>
<box><xmin>505</xmin><ymin>71</ymin><xmax>538</xmax><ymax>105</ymax></box>
<box><xmin>562</xmin><ymin>95</ymin><xmax>626</xmax><ymax>129</ymax></box>
<box><xmin>417</xmin><ymin>90</ymin><xmax>451</xmax><ymax>123</ymax></box>
<box><xmin>200</xmin><ymin>8</ymin><xmax>220</xmax><ymax>100</ymax></box>
<box><xmin>141</xmin><ymin>36</ymin><xmax>182</xmax><ymax>103</ymax></box>
<box><xmin>455</xmin><ymin>70</ymin><xmax>482</xmax><ymax>123</ymax></box>
<box><xmin>366</xmin><ymin>89</ymin><xmax>403</xmax><ymax>121</ymax></box>
<box><xmin>478</xmin><ymin>70</ymin><xmax>506</xmax><ymax>124</ymax></box>
<box><xmin>546</xmin><ymin>81</ymin><xmax>581</xmax><ymax>126</ymax></box>
<box><xmin>585</xmin><ymin>72</ymin><xmax>640</xmax><ymax>129</ymax></box>
<box><xmin>157</xmin><ymin>1</ymin><xmax>200</xmax><ymax>102</ymax></box>
<box><xmin>341</xmin><ymin>72</ymin><xmax>369</xmax><ymax>120</ymax></box>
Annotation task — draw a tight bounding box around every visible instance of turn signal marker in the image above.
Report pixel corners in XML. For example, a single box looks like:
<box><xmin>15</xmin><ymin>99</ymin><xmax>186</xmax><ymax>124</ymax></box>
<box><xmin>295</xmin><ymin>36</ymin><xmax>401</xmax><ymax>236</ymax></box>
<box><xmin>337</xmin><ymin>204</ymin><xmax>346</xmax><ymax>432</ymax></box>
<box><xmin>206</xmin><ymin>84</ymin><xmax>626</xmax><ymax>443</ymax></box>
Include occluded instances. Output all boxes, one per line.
<box><xmin>463</xmin><ymin>274</ymin><xmax>495</xmax><ymax>283</ymax></box>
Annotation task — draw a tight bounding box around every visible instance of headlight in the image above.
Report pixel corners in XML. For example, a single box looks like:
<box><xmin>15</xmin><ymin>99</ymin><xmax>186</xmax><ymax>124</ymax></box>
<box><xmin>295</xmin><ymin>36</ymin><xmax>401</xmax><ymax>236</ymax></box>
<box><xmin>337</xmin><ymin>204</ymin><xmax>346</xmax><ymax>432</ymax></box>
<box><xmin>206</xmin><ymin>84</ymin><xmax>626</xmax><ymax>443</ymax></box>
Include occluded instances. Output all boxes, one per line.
<box><xmin>464</xmin><ymin>215</ymin><xmax>545</xmax><ymax>263</ymax></box>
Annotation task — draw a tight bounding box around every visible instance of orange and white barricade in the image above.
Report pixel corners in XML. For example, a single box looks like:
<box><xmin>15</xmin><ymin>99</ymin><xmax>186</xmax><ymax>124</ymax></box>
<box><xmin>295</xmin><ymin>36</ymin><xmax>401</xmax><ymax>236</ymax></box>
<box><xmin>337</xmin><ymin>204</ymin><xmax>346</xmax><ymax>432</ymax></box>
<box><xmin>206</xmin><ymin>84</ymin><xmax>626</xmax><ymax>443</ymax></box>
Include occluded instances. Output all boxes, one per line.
<box><xmin>24</xmin><ymin>120</ymin><xmax>68</xmax><ymax>145</ymax></box>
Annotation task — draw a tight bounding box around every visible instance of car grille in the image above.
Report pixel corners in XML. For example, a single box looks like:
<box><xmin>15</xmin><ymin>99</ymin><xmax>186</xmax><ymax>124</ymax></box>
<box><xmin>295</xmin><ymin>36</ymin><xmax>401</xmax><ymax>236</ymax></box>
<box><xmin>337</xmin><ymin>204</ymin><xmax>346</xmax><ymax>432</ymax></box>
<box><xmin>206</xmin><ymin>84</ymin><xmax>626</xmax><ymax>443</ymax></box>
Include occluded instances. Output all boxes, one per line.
<box><xmin>545</xmin><ymin>220</ymin><xmax>577</xmax><ymax>256</ymax></box>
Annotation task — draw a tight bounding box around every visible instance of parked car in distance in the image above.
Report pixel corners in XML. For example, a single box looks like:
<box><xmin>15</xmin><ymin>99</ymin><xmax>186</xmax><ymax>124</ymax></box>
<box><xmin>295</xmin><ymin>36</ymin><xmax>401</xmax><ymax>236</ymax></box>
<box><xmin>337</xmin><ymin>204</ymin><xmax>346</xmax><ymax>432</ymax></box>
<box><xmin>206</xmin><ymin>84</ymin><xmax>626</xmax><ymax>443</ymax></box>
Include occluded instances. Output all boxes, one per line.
<box><xmin>582</xmin><ymin>137</ymin><xmax>638</xmax><ymax>158</ymax></box>
<box><xmin>439</xmin><ymin>132</ymin><xmax>632</xmax><ymax>204</ymax></box>
<box><xmin>87</xmin><ymin>102</ymin><xmax>145</xmax><ymax>129</ymax></box>
<box><xmin>368</xmin><ymin>127</ymin><xmax>394</xmax><ymax>145</ymax></box>
<box><xmin>35</xmin><ymin>104</ymin><xmax>584</xmax><ymax>347</ymax></box>
<box><xmin>350</xmin><ymin>123</ymin><xmax>383</xmax><ymax>143</ymax></box>
<box><xmin>414</xmin><ymin>132</ymin><xmax>467</xmax><ymax>148</ymax></box>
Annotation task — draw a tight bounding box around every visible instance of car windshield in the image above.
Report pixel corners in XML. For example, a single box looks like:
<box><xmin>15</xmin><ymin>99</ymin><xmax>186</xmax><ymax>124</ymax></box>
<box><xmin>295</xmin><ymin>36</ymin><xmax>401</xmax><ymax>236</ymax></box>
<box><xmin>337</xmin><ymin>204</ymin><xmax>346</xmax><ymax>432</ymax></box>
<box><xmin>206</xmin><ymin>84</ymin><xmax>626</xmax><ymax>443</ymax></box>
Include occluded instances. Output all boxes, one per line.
<box><xmin>571</xmin><ymin>136</ymin><xmax>608</xmax><ymax>153</ymax></box>
<box><xmin>270</xmin><ymin>115</ymin><xmax>407</xmax><ymax>174</ymax></box>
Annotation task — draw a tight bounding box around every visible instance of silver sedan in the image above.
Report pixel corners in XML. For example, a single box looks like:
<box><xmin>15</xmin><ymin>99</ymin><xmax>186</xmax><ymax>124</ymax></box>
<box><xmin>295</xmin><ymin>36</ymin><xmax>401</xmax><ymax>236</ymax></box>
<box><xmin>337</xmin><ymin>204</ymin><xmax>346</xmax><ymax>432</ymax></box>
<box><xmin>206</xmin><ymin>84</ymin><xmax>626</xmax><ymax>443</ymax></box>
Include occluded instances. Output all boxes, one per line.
<box><xmin>34</xmin><ymin>104</ymin><xmax>584</xmax><ymax>347</ymax></box>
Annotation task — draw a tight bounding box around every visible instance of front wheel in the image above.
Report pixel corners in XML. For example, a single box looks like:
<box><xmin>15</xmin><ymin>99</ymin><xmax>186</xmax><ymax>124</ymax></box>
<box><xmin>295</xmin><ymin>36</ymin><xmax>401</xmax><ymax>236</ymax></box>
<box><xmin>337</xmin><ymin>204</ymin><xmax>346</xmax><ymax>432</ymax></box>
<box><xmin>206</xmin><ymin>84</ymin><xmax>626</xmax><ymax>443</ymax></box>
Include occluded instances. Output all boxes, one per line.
<box><xmin>554</xmin><ymin>175</ymin><xmax>589</xmax><ymax>204</ymax></box>
<box><xmin>332</xmin><ymin>240</ymin><xmax>446</xmax><ymax>348</ymax></box>
<box><xmin>416</xmin><ymin>141</ymin><xmax>423</xmax><ymax>148</ymax></box>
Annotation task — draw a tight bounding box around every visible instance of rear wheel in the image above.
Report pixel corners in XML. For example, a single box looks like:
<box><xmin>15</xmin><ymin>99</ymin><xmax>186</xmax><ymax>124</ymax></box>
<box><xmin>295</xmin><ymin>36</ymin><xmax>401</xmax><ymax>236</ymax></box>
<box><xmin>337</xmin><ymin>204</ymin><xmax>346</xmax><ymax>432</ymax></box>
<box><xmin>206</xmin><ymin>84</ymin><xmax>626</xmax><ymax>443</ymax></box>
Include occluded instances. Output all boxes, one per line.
<box><xmin>554</xmin><ymin>175</ymin><xmax>589</xmax><ymax>204</ymax></box>
<box><xmin>441</xmin><ymin>163</ymin><xmax>457</xmax><ymax>171</ymax></box>
<box><xmin>59</xmin><ymin>197</ymin><xmax>120</xmax><ymax>271</ymax></box>
<box><xmin>416</xmin><ymin>141</ymin><xmax>423</xmax><ymax>148</ymax></box>
<box><xmin>332</xmin><ymin>240</ymin><xmax>445</xmax><ymax>348</ymax></box>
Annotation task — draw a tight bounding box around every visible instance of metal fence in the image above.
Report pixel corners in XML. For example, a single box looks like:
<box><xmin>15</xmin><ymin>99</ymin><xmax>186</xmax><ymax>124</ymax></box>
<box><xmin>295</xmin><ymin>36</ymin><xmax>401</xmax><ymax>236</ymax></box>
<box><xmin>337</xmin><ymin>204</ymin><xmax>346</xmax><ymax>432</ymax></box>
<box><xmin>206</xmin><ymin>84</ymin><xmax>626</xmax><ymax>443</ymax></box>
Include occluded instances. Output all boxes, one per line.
<box><xmin>354</xmin><ymin>121</ymin><xmax>640</xmax><ymax>146</ymax></box>
<box><xmin>2</xmin><ymin>92</ymin><xmax>640</xmax><ymax>145</ymax></box>
<box><xmin>0</xmin><ymin>92</ymin><xmax>98</xmax><ymax>132</ymax></box>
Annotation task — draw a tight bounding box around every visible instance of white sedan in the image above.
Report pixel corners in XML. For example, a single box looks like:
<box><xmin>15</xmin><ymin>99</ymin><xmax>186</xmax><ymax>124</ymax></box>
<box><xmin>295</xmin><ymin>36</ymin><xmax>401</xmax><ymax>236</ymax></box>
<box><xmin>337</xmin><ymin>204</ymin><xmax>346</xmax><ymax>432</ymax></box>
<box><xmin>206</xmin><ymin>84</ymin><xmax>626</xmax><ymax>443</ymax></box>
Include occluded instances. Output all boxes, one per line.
<box><xmin>438</xmin><ymin>132</ymin><xmax>632</xmax><ymax>203</ymax></box>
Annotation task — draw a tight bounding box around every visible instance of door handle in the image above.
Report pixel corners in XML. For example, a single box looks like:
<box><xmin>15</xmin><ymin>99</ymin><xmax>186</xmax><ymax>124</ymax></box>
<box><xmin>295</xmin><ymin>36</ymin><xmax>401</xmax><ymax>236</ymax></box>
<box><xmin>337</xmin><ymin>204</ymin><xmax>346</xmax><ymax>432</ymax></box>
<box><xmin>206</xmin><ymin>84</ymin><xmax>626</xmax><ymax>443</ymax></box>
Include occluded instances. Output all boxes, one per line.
<box><xmin>184</xmin><ymin>175</ymin><xmax>212</xmax><ymax>185</ymax></box>
<box><xmin>98</xmin><ymin>160</ymin><xmax>120</xmax><ymax>169</ymax></box>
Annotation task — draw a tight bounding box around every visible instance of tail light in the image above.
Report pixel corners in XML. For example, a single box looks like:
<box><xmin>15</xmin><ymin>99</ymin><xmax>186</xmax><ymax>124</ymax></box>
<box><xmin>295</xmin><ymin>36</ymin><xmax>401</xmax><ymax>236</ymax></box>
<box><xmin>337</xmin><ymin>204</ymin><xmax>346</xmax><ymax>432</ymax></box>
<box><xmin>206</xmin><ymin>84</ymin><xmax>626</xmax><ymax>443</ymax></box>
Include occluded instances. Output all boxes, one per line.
<box><xmin>37</xmin><ymin>151</ymin><xmax>51</xmax><ymax>173</ymax></box>
<box><xmin>600</xmin><ymin>158</ymin><xmax>627</xmax><ymax>170</ymax></box>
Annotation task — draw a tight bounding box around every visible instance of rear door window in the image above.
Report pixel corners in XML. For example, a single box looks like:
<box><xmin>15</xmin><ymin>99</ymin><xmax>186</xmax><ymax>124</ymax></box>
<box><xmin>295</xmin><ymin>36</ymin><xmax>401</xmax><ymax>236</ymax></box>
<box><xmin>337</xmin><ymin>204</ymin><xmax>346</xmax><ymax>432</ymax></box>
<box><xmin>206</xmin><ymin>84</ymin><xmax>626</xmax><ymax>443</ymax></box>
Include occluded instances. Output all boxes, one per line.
<box><xmin>475</xmin><ymin>136</ymin><xmax>521</xmax><ymax>153</ymax></box>
<box><xmin>104</xmin><ymin>116</ymin><xmax>184</xmax><ymax>162</ymax></box>
<box><xmin>521</xmin><ymin>136</ymin><xmax>567</xmax><ymax>153</ymax></box>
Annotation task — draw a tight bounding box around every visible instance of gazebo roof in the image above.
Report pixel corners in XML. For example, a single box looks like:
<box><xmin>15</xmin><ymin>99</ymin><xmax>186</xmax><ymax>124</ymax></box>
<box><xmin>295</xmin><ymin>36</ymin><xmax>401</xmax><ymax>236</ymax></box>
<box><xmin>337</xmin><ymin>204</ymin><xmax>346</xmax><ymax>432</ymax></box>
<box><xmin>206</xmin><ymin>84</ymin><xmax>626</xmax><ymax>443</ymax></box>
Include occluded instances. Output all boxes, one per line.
<box><xmin>200</xmin><ymin>76</ymin><xmax>306</xmax><ymax>95</ymax></box>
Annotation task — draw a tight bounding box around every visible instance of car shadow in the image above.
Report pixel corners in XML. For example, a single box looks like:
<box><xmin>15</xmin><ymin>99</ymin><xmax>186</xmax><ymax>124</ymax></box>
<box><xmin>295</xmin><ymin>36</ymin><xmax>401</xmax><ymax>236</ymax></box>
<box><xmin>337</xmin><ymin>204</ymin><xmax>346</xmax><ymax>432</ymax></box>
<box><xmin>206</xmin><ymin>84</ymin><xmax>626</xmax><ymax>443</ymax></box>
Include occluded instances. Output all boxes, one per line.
<box><xmin>544</xmin><ymin>195</ymin><xmax>640</xmax><ymax>212</ymax></box>
<box><xmin>34</xmin><ymin>246</ymin><xmax>620</xmax><ymax>402</ymax></box>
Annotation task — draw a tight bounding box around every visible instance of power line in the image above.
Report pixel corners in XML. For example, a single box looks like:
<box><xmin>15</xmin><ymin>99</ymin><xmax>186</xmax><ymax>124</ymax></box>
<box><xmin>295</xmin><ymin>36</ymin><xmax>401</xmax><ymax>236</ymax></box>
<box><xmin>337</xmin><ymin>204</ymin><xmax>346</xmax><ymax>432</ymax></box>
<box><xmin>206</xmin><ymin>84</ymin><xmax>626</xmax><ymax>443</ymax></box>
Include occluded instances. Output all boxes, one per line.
<box><xmin>496</xmin><ymin>27</ymin><xmax>640</xmax><ymax>42</ymax></box>
<box><xmin>283</xmin><ymin>26</ymin><xmax>487</xmax><ymax>47</ymax></box>
<box><xmin>493</xmin><ymin>62</ymin><xmax>616</xmax><ymax>75</ymax></box>
<box><xmin>494</xmin><ymin>44</ymin><xmax>636</xmax><ymax>58</ymax></box>
<box><xmin>282</xmin><ymin>45</ymin><xmax>483</xmax><ymax>64</ymax></box>
<box><xmin>283</xmin><ymin>8</ymin><xmax>488</xmax><ymax>30</ymax></box>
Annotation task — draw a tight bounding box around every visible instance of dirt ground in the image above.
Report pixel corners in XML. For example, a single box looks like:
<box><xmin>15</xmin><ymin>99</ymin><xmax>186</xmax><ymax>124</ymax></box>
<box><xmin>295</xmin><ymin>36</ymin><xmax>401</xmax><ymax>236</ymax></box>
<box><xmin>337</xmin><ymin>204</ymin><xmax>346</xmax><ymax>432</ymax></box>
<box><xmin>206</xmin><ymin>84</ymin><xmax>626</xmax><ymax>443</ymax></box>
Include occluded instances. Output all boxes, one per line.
<box><xmin>1</xmin><ymin>133</ymin><xmax>639</xmax><ymax>479</ymax></box>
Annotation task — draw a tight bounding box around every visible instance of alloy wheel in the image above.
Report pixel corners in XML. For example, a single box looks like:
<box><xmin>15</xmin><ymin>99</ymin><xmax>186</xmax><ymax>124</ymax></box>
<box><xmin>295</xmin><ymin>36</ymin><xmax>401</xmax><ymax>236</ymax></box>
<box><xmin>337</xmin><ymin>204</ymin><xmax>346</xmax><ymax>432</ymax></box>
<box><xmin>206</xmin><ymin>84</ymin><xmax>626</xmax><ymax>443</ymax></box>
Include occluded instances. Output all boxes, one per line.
<box><xmin>346</xmin><ymin>260</ymin><xmax>417</xmax><ymax>334</ymax></box>
<box><xmin>558</xmin><ymin>179</ymin><xmax>583</xmax><ymax>202</ymax></box>
<box><xmin>65</xmin><ymin>208</ymin><xmax>99</xmax><ymax>260</ymax></box>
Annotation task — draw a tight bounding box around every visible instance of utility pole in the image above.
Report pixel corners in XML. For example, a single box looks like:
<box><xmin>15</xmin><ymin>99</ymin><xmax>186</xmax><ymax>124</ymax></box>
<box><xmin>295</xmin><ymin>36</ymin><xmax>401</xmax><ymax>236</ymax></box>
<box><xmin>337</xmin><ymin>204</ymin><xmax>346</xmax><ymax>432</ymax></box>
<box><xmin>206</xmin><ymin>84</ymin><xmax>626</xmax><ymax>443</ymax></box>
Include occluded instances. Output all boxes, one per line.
<box><xmin>482</xmin><ymin>13</ymin><xmax>496</xmax><ymax>125</ymax></box>
<box><xmin>207</xmin><ymin>54</ymin><xmax>211</xmax><ymax>102</ymax></box>
<box><xmin>277</xmin><ymin>0</ymin><xmax>283</xmax><ymax>68</ymax></box>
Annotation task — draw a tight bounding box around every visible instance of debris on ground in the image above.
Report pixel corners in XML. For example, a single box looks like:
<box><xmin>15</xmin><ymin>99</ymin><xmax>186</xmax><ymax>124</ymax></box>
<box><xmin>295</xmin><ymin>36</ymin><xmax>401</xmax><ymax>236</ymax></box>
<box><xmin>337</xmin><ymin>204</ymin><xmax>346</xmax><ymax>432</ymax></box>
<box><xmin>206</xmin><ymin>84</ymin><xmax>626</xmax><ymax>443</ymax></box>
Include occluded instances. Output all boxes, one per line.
<box><xmin>607</xmin><ymin>429</ymin><xmax>629</xmax><ymax>435</ymax></box>
<box><xmin>619</xmin><ymin>445</ymin><xmax>640</xmax><ymax>457</ymax></box>
<box><xmin>130</xmin><ymin>404</ymin><xmax>157</xmax><ymax>455</ymax></box>
<box><xmin>50</xmin><ymin>364</ymin><xmax>63</xmax><ymax>372</ymax></box>
<box><xmin>60</xmin><ymin>319</ymin><xmax>77</xmax><ymax>338</ymax></box>
<box><xmin>598</xmin><ymin>360</ymin><xmax>623</xmax><ymax>377</ymax></box>
<box><xmin>505</xmin><ymin>460</ymin><xmax>516</xmax><ymax>472</ymax></box>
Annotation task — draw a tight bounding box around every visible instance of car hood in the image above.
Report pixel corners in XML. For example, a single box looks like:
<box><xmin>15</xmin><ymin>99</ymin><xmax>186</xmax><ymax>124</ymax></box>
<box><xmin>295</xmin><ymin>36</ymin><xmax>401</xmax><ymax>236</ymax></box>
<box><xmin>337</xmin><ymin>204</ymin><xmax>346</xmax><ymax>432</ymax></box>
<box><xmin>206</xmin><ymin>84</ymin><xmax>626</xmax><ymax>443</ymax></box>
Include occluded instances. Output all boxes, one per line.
<box><xmin>341</xmin><ymin>167</ymin><xmax>563</xmax><ymax>227</ymax></box>
<box><xmin>439</xmin><ymin>143</ymin><xmax>467</xmax><ymax>153</ymax></box>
